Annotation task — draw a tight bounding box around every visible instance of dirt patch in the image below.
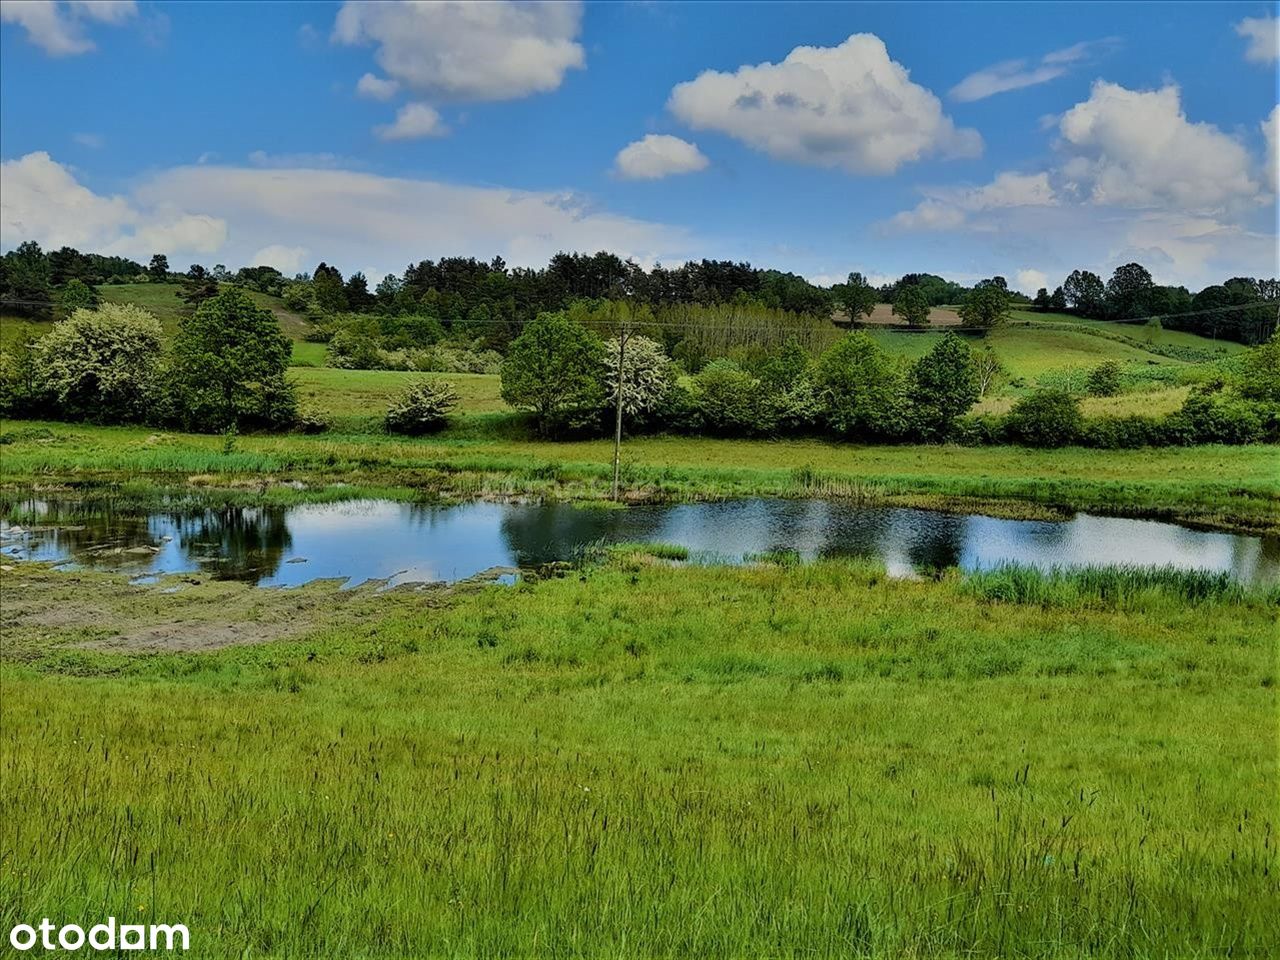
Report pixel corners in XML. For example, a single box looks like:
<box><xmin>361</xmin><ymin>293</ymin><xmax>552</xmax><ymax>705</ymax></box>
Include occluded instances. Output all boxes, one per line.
<box><xmin>87</xmin><ymin>618</ymin><xmax>308</xmax><ymax>653</ymax></box>
<box><xmin>1</xmin><ymin>565</ymin><xmax>446</xmax><ymax>655</ymax></box>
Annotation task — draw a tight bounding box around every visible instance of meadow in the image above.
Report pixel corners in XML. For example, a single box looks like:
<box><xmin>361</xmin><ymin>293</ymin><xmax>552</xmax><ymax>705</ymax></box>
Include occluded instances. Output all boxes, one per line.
<box><xmin>1</xmin><ymin>553</ymin><xmax>1275</xmax><ymax>958</ymax></box>
<box><xmin>3</xmin><ymin>285</ymin><xmax>1277</xmax><ymax>958</ymax></box>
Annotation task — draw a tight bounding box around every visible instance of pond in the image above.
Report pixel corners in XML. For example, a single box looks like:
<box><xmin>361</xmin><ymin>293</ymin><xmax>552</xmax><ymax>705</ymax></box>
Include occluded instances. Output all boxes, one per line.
<box><xmin>2</xmin><ymin>497</ymin><xmax>1276</xmax><ymax>588</ymax></box>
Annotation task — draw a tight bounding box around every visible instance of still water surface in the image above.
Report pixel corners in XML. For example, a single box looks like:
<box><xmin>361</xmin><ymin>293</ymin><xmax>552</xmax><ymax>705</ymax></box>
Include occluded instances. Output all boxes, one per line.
<box><xmin>1</xmin><ymin>498</ymin><xmax>1275</xmax><ymax>588</ymax></box>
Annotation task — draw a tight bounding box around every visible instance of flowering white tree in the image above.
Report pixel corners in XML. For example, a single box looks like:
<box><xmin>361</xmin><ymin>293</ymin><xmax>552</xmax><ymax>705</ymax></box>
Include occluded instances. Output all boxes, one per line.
<box><xmin>603</xmin><ymin>335</ymin><xmax>673</xmax><ymax>415</ymax></box>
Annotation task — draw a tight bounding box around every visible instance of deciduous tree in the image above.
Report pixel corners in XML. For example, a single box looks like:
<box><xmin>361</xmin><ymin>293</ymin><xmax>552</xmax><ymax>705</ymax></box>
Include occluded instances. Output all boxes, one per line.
<box><xmin>170</xmin><ymin>287</ymin><xmax>295</xmax><ymax>431</ymax></box>
<box><xmin>837</xmin><ymin>271</ymin><xmax>877</xmax><ymax>325</ymax></box>
<box><xmin>892</xmin><ymin>286</ymin><xmax>930</xmax><ymax>327</ymax></box>
<box><xmin>909</xmin><ymin>333</ymin><xmax>978</xmax><ymax>440</ymax></box>
<box><xmin>500</xmin><ymin>313</ymin><xmax>605</xmax><ymax>435</ymax></box>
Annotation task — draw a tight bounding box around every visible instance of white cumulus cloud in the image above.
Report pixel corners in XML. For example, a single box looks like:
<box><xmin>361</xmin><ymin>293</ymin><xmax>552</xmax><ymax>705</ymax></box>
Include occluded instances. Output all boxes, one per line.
<box><xmin>355</xmin><ymin>72</ymin><xmax>400</xmax><ymax>101</ymax></box>
<box><xmin>1057</xmin><ymin>81</ymin><xmax>1258</xmax><ymax>212</ymax></box>
<box><xmin>1015</xmin><ymin>269</ymin><xmax>1048</xmax><ymax>294</ymax></box>
<box><xmin>0</xmin><ymin>151</ymin><xmax>225</xmax><ymax>258</ymax></box>
<box><xmin>890</xmin><ymin>171</ymin><xmax>1056</xmax><ymax>230</ymax></box>
<box><xmin>1235</xmin><ymin>15</ymin><xmax>1278</xmax><ymax>64</ymax></box>
<box><xmin>2</xmin><ymin>152</ymin><xmax>702</xmax><ymax>276</ymax></box>
<box><xmin>1264</xmin><ymin>106</ymin><xmax>1279</xmax><ymax>194</ymax></box>
<box><xmin>375</xmin><ymin>103</ymin><xmax>448</xmax><ymax>141</ymax></box>
<box><xmin>614</xmin><ymin>135</ymin><xmax>709</xmax><ymax>180</ymax></box>
<box><xmin>249</xmin><ymin>244</ymin><xmax>310</xmax><ymax>275</ymax></box>
<box><xmin>949</xmin><ymin>37</ymin><xmax>1119</xmax><ymax>102</ymax></box>
<box><xmin>668</xmin><ymin>33</ymin><xmax>981</xmax><ymax>175</ymax></box>
<box><xmin>0</xmin><ymin>0</ymin><xmax>136</xmax><ymax>56</ymax></box>
<box><xmin>333</xmin><ymin>0</ymin><xmax>584</xmax><ymax>102</ymax></box>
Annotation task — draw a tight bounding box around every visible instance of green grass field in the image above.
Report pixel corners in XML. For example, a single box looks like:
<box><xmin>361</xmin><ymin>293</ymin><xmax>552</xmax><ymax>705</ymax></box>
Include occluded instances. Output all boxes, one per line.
<box><xmin>1010</xmin><ymin>309</ymin><xmax>1248</xmax><ymax>354</ymax></box>
<box><xmin>1</xmin><ymin>555</ymin><xmax>1274</xmax><ymax>957</ymax></box>
<box><xmin>293</xmin><ymin>367</ymin><xmax>509</xmax><ymax>417</ymax></box>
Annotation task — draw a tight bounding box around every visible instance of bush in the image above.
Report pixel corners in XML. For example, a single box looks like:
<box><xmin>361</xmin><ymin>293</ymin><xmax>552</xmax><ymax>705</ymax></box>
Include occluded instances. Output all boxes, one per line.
<box><xmin>909</xmin><ymin>333</ymin><xmax>978</xmax><ymax>441</ymax></box>
<box><xmin>1171</xmin><ymin>386</ymin><xmax>1264</xmax><ymax>445</ymax></box>
<box><xmin>1005</xmin><ymin>389</ymin><xmax>1083</xmax><ymax>447</ymax></box>
<box><xmin>761</xmin><ymin>379</ymin><xmax>821</xmax><ymax>433</ymax></box>
<box><xmin>1081</xmin><ymin>415</ymin><xmax>1171</xmax><ymax>449</ymax></box>
<box><xmin>692</xmin><ymin>360</ymin><xmax>768</xmax><ymax>436</ymax></box>
<box><xmin>59</xmin><ymin>278</ymin><xmax>98</xmax><ymax>313</ymax></box>
<box><xmin>1086</xmin><ymin>361</ymin><xmax>1123</xmax><ymax>397</ymax></box>
<box><xmin>327</xmin><ymin>327</ymin><xmax>383</xmax><ymax>369</ymax></box>
<box><xmin>384</xmin><ymin>379</ymin><xmax>460</xmax><ymax>435</ymax></box>
<box><xmin>1238</xmin><ymin>332</ymin><xmax>1280</xmax><ymax>403</ymax></box>
<box><xmin>952</xmin><ymin>414</ymin><xmax>1006</xmax><ymax>446</ymax></box>
<box><xmin>0</xmin><ymin>327</ymin><xmax>44</xmax><ymax>417</ymax></box>
<box><xmin>649</xmin><ymin>381</ymin><xmax>702</xmax><ymax>434</ymax></box>
<box><xmin>34</xmin><ymin>304</ymin><xmax>163</xmax><ymax>423</ymax></box>
<box><xmin>294</xmin><ymin>410</ymin><xmax>332</xmax><ymax>434</ymax></box>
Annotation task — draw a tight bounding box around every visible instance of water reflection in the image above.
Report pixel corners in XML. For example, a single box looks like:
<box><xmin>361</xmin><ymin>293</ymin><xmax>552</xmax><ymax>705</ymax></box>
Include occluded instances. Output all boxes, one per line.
<box><xmin>1</xmin><ymin>496</ymin><xmax>1276</xmax><ymax>589</ymax></box>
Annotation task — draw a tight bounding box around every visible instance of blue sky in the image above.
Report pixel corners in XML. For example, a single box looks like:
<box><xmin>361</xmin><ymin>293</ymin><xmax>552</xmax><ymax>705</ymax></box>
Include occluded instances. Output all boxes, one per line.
<box><xmin>2</xmin><ymin>1</ymin><xmax>1277</xmax><ymax>293</ymax></box>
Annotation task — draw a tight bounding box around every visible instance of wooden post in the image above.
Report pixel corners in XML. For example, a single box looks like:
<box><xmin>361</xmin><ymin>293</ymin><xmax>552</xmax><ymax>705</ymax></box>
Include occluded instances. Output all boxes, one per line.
<box><xmin>611</xmin><ymin>326</ymin><xmax>628</xmax><ymax>502</ymax></box>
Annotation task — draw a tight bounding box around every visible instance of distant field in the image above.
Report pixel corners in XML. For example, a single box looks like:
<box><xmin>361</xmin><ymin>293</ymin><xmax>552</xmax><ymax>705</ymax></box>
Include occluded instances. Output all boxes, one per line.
<box><xmin>867</xmin><ymin>324</ymin><xmax>1189</xmax><ymax>382</ymax></box>
<box><xmin>99</xmin><ymin>283</ymin><xmax>309</xmax><ymax>339</ymax></box>
<box><xmin>1010</xmin><ymin>310</ymin><xmax>1247</xmax><ymax>354</ymax></box>
<box><xmin>290</xmin><ymin>341</ymin><xmax>327</xmax><ymax>367</ymax></box>
<box><xmin>975</xmin><ymin>385</ymin><xmax>1193</xmax><ymax>417</ymax></box>
<box><xmin>858</xmin><ymin>302</ymin><xmax>963</xmax><ymax>326</ymax></box>
<box><xmin>292</xmin><ymin>366</ymin><xmax>509</xmax><ymax>418</ymax></box>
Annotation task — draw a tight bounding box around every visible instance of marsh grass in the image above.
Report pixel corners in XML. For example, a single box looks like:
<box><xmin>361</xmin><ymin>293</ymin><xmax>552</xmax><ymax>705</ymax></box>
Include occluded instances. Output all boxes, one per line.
<box><xmin>965</xmin><ymin>562</ymin><xmax>1280</xmax><ymax>610</ymax></box>
<box><xmin>1</xmin><ymin>557</ymin><xmax>1275</xmax><ymax>957</ymax></box>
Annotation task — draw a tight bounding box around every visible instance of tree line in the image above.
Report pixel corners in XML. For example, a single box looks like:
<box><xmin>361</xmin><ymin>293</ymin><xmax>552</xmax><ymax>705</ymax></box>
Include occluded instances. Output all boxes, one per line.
<box><xmin>3</xmin><ymin>240</ymin><xmax>1275</xmax><ymax>348</ymax></box>
<box><xmin>4</xmin><ymin>288</ymin><xmax>1277</xmax><ymax>450</ymax></box>
<box><xmin>1036</xmin><ymin>264</ymin><xmax>1277</xmax><ymax>344</ymax></box>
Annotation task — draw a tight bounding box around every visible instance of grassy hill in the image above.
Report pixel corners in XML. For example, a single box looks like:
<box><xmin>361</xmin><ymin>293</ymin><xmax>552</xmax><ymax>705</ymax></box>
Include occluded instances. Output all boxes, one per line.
<box><xmin>3</xmin><ymin>286</ymin><xmax>1252</xmax><ymax>425</ymax></box>
<box><xmin>1</xmin><ymin>282</ymin><xmax>309</xmax><ymax>347</ymax></box>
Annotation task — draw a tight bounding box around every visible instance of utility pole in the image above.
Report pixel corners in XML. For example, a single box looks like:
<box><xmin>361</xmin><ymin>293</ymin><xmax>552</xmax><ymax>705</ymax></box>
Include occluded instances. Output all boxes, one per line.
<box><xmin>611</xmin><ymin>320</ymin><xmax>630</xmax><ymax>502</ymax></box>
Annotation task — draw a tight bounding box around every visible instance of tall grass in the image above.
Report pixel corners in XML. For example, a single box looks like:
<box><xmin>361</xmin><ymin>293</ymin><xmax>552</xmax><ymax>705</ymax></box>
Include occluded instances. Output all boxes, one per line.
<box><xmin>964</xmin><ymin>562</ymin><xmax>1280</xmax><ymax>609</ymax></box>
<box><xmin>1</xmin><ymin>557</ymin><xmax>1275</xmax><ymax>957</ymax></box>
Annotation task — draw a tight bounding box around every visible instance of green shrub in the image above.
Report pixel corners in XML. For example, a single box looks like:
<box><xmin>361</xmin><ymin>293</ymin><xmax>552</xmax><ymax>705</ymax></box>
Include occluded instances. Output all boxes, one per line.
<box><xmin>692</xmin><ymin>360</ymin><xmax>768</xmax><ymax>436</ymax></box>
<box><xmin>294</xmin><ymin>410</ymin><xmax>332</xmax><ymax>434</ymax></box>
<box><xmin>909</xmin><ymin>333</ymin><xmax>979</xmax><ymax>441</ymax></box>
<box><xmin>1085</xmin><ymin>361</ymin><xmax>1123</xmax><ymax>397</ymax></box>
<box><xmin>1005</xmin><ymin>389</ymin><xmax>1083</xmax><ymax>448</ymax></box>
<box><xmin>34</xmin><ymin>304</ymin><xmax>163</xmax><ymax>423</ymax></box>
<box><xmin>384</xmin><ymin>380</ymin><xmax>460</xmax><ymax>435</ymax></box>
<box><xmin>951</xmin><ymin>414</ymin><xmax>1006</xmax><ymax>446</ymax></box>
<box><xmin>59</xmin><ymin>278</ymin><xmax>98</xmax><ymax>313</ymax></box>
<box><xmin>1081</xmin><ymin>415</ymin><xmax>1170</xmax><ymax>449</ymax></box>
<box><xmin>761</xmin><ymin>379</ymin><xmax>821</xmax><ymax>433</ymax></box>
<box><xmin>0</xmin><ymin>327</ymin><xmax>44</xmax><ymax>417</ymax></box>
<box><xmin>1171</xmin><ymin>386</ymin><xmax>1265</xmax><ymax>445</ymax></box>
<box><xmin>1238</xmin><ymin>332</ymin><xmax>1280</xmax><ymax>403</ymax></box>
